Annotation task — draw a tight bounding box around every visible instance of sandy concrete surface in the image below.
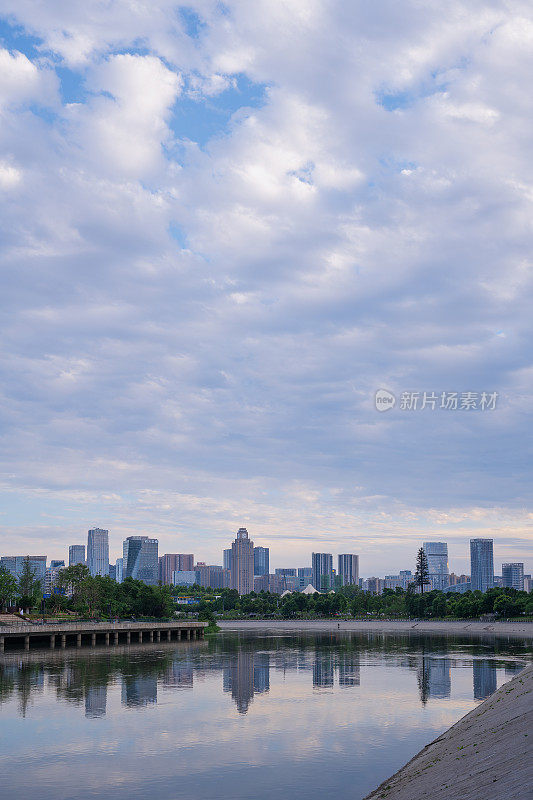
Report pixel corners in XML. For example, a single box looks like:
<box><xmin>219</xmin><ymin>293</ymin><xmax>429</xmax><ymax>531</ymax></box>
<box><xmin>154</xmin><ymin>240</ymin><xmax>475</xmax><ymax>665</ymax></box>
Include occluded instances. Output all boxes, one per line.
<box><xmin>363</xmin><ymin>662</ymin><xmax>533</xmax><ymax>800</ymax></box>
<box><xmin>218</xmin><ymin>619</ymin><xmax>533</xmax><ymax>639</ymax></box>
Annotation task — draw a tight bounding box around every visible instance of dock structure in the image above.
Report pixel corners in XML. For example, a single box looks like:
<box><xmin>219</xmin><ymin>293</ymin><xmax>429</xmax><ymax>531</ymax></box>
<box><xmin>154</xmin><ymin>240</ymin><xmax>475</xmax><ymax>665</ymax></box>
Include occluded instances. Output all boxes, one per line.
<box><xmin>0</xmin><ymin>620</ymin><xmax>207</xmax><ymax>651</ymax></box>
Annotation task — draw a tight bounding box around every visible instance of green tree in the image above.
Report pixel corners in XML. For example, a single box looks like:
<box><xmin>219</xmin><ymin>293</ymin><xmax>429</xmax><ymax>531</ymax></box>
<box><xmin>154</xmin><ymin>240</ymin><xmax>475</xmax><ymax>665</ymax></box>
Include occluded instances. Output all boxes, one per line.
<box><xmin>414</xmin><ymin>548</ymin><xmax>430</xmax><ymax>594</ymax></box>
<box><xmin>57</xmin><ymin>563</ymin><xmax>90</xmax><ymax>600</ymax></box>
<box><xmin>17</xmin><ymin>557</ymin><xmax>42</xmax><ymax>609</ymax></box>
<box><xmin>0</xmin><ymin>566</ymin><xmax>18</xmax><ymax>610</ymax></box>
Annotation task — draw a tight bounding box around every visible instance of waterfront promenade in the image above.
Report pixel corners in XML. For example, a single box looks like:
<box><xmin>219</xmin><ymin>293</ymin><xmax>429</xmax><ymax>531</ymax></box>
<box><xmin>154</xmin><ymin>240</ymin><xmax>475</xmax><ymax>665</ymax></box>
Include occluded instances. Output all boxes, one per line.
<box><xmin>217</xmin><ymin>618</ymin><xmax>533</xmax><ymax>639</ymax></box>
<box><xmin>0</xmin><ymin>619</ymin><xmax>207</xmax><ymax>651</ymax></box>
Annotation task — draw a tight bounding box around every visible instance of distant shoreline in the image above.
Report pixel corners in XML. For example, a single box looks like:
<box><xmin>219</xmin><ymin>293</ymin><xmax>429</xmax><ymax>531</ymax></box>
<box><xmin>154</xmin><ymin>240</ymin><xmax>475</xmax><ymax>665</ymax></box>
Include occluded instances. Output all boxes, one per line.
<box><xmin>218</xmin><ymin>618</ymin><xmax>533</xmax><ymax>639</ymax></box>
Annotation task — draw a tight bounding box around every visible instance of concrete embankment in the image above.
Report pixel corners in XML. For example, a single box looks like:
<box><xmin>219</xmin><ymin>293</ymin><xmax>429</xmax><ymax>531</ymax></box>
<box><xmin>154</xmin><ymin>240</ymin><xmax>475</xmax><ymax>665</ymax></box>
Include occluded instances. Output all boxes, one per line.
<box><xmin>217</xmin><ymin>619</ymin><xmax>533</xmax><ymax>639</ymax></box>
<box><xmin>363</xmin><ymin>662</ymin><xmax>533</xmax><ymax>800</ymax></box>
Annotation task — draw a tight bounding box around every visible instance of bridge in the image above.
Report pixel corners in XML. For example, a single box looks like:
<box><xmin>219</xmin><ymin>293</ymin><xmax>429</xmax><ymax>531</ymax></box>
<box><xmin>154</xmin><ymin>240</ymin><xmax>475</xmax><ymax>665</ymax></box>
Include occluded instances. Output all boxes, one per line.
<box><xmin>0</xmin><ymin>620</ymin><xmax>207</xmax><ymax>651</ymax></box>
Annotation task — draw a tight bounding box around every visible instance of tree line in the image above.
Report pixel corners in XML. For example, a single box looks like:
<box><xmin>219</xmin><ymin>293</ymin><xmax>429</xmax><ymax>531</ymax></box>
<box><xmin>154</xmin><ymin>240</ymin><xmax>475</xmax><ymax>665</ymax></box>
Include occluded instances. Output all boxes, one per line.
<box><xmin>190</xmin><ymin>583</ymin><xmax>533</xmax><ymax>619</ymax></box>
<box><xmin>0</xmin><ymin>561</ymin><xmax>175</xmax><ymax>618</ymax></box>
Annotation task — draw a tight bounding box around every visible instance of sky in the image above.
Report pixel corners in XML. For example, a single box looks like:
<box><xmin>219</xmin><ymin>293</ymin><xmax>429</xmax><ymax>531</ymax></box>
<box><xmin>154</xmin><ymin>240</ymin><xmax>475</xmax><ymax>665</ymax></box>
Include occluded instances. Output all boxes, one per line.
<box><xmin>0</xmin><ymin>1</ymin><xmax>531</xmax><ymax>576</ymax></box>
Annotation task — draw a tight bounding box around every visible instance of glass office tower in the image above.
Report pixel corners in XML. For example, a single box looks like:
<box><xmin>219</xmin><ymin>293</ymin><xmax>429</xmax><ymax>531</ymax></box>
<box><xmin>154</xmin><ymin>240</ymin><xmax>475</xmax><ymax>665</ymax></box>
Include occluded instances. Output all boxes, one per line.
<box><xmin>470</xmin><ymin>538</ymin><xmax>494</xmax><ymax>592</ymax></box>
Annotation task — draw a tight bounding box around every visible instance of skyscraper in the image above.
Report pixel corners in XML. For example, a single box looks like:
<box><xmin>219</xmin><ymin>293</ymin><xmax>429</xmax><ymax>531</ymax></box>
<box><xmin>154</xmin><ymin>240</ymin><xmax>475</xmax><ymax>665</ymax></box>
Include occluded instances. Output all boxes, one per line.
<box><xmin>123</xmin><ymin>536</ymin><xmax>159</xmax><ymax>585</ymax></box>
<box><xmin>223</xmin><ymin>548</ymin><xmax>233</xmax><ymax>571</ymax></box>
<box><xmin>470</xmin><ymin>538</ymin><xmax>494</xmax><ymax>592</ymax></box>
<box><xmin>502</xmin><ymin>563</ymin><xmax>524</xmax><ymax>591</ymax></box>
<box><xmin>68</xmin><ymin>545</ymin><xmax>85</xmax><ymax>566</ymax></box>
<box><xmin>87</xmin><ymin>528</ymin><xmax>109</xmax><ymax>577</ymax></box>
<box><xmin>423</xmin><ymin>542</ymin><xmax>449</xmax><ymax>590</ymax></box>
<box><xmin>312</xmin><ymin>552</ymin><xmax>333</xmax><ymax>592</ymax></box>
<box><xmin>338</xmin><ymin>554</ymin><xmax>359</xmax><ymax>586</ymax></box>
<box><xmin>115</xmin><ymin>557</ymin><xmax>123</xmax><ymax>583</ymax></box>
<box><xmin>159</xmin><ymin>554</ymin><xmax>194</xmax><ymax>585</ymax></box>
<box><xmin>1</xmin><ymin>555</ymin><xmax>47</xmax><ymax>585</ymax></box>
<box><xmin>253</xmin><ymin>546</ymin><xmax>269</xmax><ymax>576</ymax></box>
<box><xmin>231</xmin><ymin>527</ymin><xmax>254</xmax><ymax>595</ymax></box>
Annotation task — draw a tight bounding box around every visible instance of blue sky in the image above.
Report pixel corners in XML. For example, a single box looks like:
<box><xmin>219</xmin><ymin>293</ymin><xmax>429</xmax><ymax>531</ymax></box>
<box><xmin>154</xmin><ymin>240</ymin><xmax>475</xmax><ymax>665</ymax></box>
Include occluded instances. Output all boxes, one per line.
<box><xmin>0</xmin><ymin>1</ymin><xmax>531</xmax><ymax>575</ymax></box>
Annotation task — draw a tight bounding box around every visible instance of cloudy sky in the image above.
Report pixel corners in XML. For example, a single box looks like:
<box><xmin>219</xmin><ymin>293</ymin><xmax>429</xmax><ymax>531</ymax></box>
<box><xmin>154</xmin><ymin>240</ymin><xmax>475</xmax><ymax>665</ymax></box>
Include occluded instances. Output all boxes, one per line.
<box><xmin>0</xmin><ymin>1</ymin><xmax>531</xmax><ymax>576</ymax></box>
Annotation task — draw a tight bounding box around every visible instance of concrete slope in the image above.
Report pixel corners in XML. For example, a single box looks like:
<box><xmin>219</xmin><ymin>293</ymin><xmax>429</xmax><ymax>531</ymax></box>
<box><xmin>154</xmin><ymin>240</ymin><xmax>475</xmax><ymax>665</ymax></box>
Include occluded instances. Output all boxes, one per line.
<box><xmin>363</xmin><ymin>662</ymin><xmax>533</xmax><ymax>800</ymax></box>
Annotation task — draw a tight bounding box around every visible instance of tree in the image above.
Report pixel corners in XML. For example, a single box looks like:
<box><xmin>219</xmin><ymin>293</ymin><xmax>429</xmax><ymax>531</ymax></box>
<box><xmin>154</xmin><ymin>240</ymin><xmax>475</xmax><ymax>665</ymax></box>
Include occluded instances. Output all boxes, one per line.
<box><xmin>57</xmin><ymin>563</ymin><xmax>90</xmax><ymax>600</ymax></box>
<box><xmin>0</xmin><ymin>566</ymin><xmax>17</xmax><ymax>610</ymax></box>
<box><xmin>17</xmin><ymin>557</ymin><xmax>42</xmax><ymax>609</ymax></box>
<box><xmin>414</xmin><ymin>548</ymin><xmax>430</xmax><ymax>594</ymax></box>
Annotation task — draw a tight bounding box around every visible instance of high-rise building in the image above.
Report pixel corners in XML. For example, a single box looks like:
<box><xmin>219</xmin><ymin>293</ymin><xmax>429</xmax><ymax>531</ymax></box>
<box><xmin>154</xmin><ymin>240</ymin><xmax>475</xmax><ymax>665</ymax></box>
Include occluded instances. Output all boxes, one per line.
<box><xmin>172</xmin><ymin>570</ymin><xmax>197</xmax><ymax>587</ymax></box>
<box><xmin>108</xmin><ymin>564</ymin><xmax>117</xmax><ymax>581</ymax></box>
<box><xmin>195</xmin><ymin>564</ymin><xmax>225</xmax><ymax>589</ymax></box>
<box><xmin>87</xmin><ymin>529</ymin><xmax>109</xmax><ymax>577</ymax></box>
<box><xmin>115</xmin><ymin>557</ymin><xmax>123</xmax><ymax>583</ymax></box>
<box><xmin>68</xmin><ymin>545</ymin><xmax>85</xmax><ymax>566</ymax></box>
<box><xmin>312</xmin><ymin>553</ymin><xmax>333</xmax><ymax>592</ymax></box>
<box><xmin>0</xmin><ymin>555</ymin><xmax>47</xmax><ymax>585</ymax></box>
<box><xmin>44</xmin><ymin>560</ymin><xmax>65</xmax><ymax>594</ymax></box>
<box><xmin>231</xmin><ymin>528</ymin><xmax>254</xmax><ymax>595</ymax></box>
<box><xmin>159</xmin><ymin>554</ymin><xmax>194</xmax><ymax>585</ymax></box>
<box><xmin>384</xmin><ymin>571</ymin><xmax>412</xmax><ymax>590</ymax></box>
<box><xmin>223</xmin><ymin>548</ymin><xmax>233</xmax><ymax>571</ymax></box>
<box><xmin>502</xmin><ymin>563</ymin><xmax>524</xmax><ymax>591</ymax></box>
<box><xmin>253</xmin><ymin>547</ymin><xmax>269</xmax><ymax>576</ymax></box>
<box><xmin>448</xmin><ymin>572</ymin><xmax>469</xmax><ymax>586</ymax></box>
<box><xmin>296</xmin><ymin>567</ymin><xmax>313</xmax><ymax>590</ymax></box>
<box><xmin>338</xmin><ymin>554</ymin><xmax>359</xmax><ymax>586</ymax></box>
<box><xmin>123</xmin><ymin>536</ymin><xmax>158</xmax><ymax>585</ymax></box>
<box><xmin>275</xmin><ymin>568</ymin><xmax>297</xmax><ymax>577</ymax></box>
<box><xmin>423</xmin><ymin>542</ymin><xmax>449</xmax><ymax>590</ymax></box>
<box><xmin>470</xmin><ymin>539</ymin><xmax>494</xmax><ymax>592</ymax></box>
<box><xmin>366</xmin><ymin>577</ymin><xmax>383</xmax><ymax>595</ymax></box>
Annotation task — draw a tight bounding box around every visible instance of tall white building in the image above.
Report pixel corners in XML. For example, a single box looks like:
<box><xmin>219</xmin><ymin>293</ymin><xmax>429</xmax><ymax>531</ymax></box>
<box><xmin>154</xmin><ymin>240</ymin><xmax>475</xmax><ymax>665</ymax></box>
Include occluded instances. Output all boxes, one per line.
<box><xmin>87</xmin><ymin>528</ymin><xmax>109</xmax><ymax>577</ymax></box>
<box><xmin>423</xmin><ymin>542</ymin><xmax>449</xmax><ymax>590</ymax></box>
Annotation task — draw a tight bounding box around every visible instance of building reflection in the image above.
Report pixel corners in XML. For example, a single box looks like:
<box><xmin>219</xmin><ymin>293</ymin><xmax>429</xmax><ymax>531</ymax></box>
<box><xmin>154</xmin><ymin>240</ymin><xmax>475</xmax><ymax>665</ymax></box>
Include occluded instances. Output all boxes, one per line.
<box><xmin>473</xmin><ymin>660</ymin><xmax>497</xmax><ymax>700</ymax></box>
<box><xmin>121</xmin><ymin>675</ymin><xmax>157</xmax><ymax>707</ymax></box>
<box><xmin>163</xmin><ymin>660</ymin><xmax>194</xmax><ymax>689</ymax></box>
<box><xmin>223</xmin><ymin>650</ymin><xmax>270</xmax><ymax>714</ymax></box>
<box><xmin>85</xmin><ymin>685</ymin><xmax>107</xmax><ymax>718</ymax></box>
<box><xmin>313</xmin><ymin>652</ymin><xmax>334</xmax><ymax>688</ymax></box>
<box><xmin>338</xmin><ymin>652</ymin><xmax>360</xmax><ymax>687</ymax></box>
<box><xmin>417</xmin><ymin>656</ymin><xmax>451</xmax><ymax>704</ymax></box>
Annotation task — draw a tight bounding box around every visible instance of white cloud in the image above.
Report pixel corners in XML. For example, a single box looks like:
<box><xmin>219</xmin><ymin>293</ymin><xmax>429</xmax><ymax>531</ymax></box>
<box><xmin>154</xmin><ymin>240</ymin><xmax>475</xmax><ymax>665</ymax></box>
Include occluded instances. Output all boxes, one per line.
<box><xmin>0</xmin><ymin>1</ymin><xmax>531</xmax><ymax>570</ymax></box>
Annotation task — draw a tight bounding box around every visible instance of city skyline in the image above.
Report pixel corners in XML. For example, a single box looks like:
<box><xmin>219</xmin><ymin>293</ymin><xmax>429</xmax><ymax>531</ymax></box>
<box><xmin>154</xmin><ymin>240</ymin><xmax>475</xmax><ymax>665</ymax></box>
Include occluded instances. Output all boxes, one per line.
<box><xmin>1</xmin><ymin>523</ymin><xmax>531</xmax><ymax>579</ymax></box>
<box><xmin>1</xmin><ymin>529</ymin><xmax>530</xmax><ymax>588</ymax></box>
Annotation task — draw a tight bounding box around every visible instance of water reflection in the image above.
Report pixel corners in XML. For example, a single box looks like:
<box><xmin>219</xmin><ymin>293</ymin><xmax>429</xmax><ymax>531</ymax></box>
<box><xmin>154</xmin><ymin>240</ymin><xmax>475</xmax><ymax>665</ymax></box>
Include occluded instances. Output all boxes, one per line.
<box><xmin>473</xmin><ymin>660</ymin><xmax>498</xmax><ymax>700</ymax></box>
<box><xmin>0</xmin><ymin>632</ymin><xmax>528</xmax><ymax>721</ymax></box>
<box><xmin>223</xmin><ymin>650</ymin><xmax>270</xmax><ymax>713</ymax></box>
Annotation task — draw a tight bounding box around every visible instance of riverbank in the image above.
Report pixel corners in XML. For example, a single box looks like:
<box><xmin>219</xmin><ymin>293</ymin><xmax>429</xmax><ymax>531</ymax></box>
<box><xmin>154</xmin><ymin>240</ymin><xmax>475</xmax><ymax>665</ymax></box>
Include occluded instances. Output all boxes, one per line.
<box><xmin>217</xmin><ymin>619</ymin><xmax>533</xmax><ymax>639</ymax></box>
<box><xmin>363</xmin><ymin>661</ymin><xmax>532</xmax><ymax>800</ymax></box>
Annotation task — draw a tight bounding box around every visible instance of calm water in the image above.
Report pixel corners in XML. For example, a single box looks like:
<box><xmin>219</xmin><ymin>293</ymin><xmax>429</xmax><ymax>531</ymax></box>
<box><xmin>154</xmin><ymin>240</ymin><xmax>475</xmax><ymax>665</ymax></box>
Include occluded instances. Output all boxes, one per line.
<box><xmin>0</xmin><ymin>631</ymin><xmax>530</xmax><ymax>800</ymax></box>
